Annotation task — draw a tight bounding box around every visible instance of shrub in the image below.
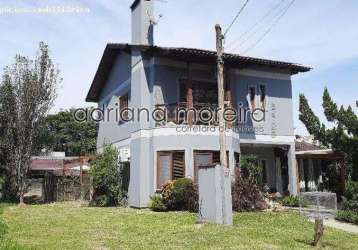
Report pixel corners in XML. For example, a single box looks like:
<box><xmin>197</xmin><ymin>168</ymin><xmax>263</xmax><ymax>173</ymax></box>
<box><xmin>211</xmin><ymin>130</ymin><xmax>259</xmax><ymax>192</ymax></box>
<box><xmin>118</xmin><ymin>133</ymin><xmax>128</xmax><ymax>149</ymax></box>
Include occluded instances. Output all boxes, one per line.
<box><xmin>148</xmin><ymin>194</ymin><xmax>167</xmax><ymax>212</ymax></box>
<box><xmin>232</xmin><ymin>168</ymin><xmax>268</xmax><ymax>212</ymax></box>
<box><xmin>240</xmin><ymin>155</ymin><xmax>263</xmax><ymax>185</ymax></box>
<box><xmin>336</xmin><ymin>210</ymin><xmax>358</xmax><ymax>225</ymax></box>
<box><xmin>342</xmin><ymin>200</ymin><xmax>358</xmax><ymax>213</ymax></box>
<box><xmin>340</xmin><ymin>181</ymin><xmax>358</xmax><ymax>214</ymax></box>
<box><xmin>92</xmin><ymin>195</ymin><xmax>110</xmax><ymax>207</ymax></box>
<box><xmin>171</xmin><ymin>178</ymin><xmax>193</xmax><ymax>210</ymax></box>
<box><xmin>345</xmin><ymin>181</ymin><xmax>358</xmax><ymax>201</ymax></box>
<box><xmin>171</xmin><ymin>178</ymin><xmax>198</xmax><ymax>212</ymax></box>
<box><xmin>90</xmin><ymin>144</ymin><xmax>129</xmax><ymax>207</ymax></box>
<box><xmin>154</xmin><ymin>178</ymin><xmax>198</xmax><ymax>212</ymax></box>
<box><xmin>280</xmin><ymin>195</ymin><xmax>300</xmax><ymax>207</ymax></box>
<box><xmin>187</xmin><ymin>182</ymin><xmax>199</xmax><ymax>212</ymax></box>
<box><xmin>161</xmin><ymin>181</ymin><xmax>175</xmax><ymax>209</ymax></box>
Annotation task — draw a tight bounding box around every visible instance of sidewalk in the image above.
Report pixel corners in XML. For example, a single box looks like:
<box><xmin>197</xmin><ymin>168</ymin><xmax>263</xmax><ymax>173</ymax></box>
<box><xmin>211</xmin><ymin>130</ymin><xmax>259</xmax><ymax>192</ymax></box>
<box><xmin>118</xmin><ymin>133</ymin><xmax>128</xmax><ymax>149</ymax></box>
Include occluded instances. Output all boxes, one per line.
<box><xmin>323</xmin><ymin>219</ymin><xmax>358</xmax><ymax>234</ymax></box>
<box><xmin>308</xmin><ymin>218</ymin><xmax>358</xmax><ymax>234</ymax></box>
<box><xmin>283</xmin><ymin>206</ymin><xmax>358</xmax><ymax>234</ymax></box>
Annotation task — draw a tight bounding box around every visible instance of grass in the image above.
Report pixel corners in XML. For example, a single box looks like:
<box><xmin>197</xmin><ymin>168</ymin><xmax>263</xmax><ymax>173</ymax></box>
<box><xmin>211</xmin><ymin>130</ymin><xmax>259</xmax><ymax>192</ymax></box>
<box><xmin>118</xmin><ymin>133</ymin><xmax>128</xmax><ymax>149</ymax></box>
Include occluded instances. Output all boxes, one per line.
<box><xmin>0</xmin><ymin>202</ymin><xmax>357</xmax><ymax>250</ymax></box>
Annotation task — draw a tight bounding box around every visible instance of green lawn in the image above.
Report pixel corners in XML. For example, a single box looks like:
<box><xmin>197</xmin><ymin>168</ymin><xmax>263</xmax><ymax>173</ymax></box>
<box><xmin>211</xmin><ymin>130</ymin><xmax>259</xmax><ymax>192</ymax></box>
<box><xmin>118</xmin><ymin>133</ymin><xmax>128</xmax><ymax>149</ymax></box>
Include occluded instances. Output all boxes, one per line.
<box><xmin>1</xmin><ymin>202</ymin><xmax>357</xmax><ymax>250</ymax></box>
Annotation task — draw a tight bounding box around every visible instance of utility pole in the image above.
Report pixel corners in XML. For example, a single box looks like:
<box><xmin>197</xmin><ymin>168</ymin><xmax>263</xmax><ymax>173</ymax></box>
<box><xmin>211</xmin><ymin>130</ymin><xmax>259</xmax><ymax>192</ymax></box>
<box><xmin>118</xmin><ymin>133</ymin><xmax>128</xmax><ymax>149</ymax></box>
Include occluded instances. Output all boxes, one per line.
<box><xmin>196</xmin><ymin>24</ymin><xmax>233</xmax><ymax>225</ymax></box>
<box><xmin>215</xmin><ymin>24</ymin><xmax>228</xmax><ymax>171</ymax></box>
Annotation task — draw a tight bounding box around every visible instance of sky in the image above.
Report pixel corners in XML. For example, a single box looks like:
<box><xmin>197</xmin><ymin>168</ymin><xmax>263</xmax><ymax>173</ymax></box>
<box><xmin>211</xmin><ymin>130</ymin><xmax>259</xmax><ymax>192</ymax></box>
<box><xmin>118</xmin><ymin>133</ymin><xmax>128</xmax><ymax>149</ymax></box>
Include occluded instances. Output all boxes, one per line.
<box><xmin>0</xmin><ymin>0</ymin><xmax>357</xmax><ymax>135</ymax></box>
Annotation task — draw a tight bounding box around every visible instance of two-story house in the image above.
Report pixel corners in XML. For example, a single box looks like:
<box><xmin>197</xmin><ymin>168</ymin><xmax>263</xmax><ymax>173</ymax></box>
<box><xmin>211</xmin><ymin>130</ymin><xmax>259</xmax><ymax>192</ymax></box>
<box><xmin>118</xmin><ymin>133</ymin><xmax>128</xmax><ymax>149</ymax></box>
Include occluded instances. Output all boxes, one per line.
<box><xmin>86</xmin><ymin>0</ymin><xmax>311</xmax><ymax>208</ymax></box>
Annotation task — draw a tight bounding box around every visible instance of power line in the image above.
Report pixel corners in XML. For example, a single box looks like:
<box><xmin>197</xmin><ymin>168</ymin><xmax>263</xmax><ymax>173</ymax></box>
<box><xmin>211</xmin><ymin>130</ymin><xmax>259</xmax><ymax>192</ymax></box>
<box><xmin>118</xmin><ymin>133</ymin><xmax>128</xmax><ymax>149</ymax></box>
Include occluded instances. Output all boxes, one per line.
<box><xmin>223</xmin><ymin>0</ymin><xmax>250</xmax><ymax>37</ymax></box>
<box><xmin>230</xmin><ymin>0</ymin><xmax>290</xmax><ymax>53</ymax></box>
<box><xmin>226</xmin><ymin>0</ymin><xmax>286</xmax><ymax>50</ymax></box>
<box><xmin>241</xmin><ymin>0</ymin><xmax>296</xmax><ymax>55</ymax></box>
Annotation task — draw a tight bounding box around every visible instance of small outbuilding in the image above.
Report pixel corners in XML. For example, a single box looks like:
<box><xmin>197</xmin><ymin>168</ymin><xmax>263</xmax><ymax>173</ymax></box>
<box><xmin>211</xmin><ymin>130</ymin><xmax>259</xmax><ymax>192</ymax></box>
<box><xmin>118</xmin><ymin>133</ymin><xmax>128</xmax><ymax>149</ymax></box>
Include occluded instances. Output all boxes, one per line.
<box><xmin>295</xmin><ymin>140</ymin><xmax>345</xmax><ymax>194</ymax></box>
<box><xmin>26</xmin><ymin>153</ymin><xmax>91</xmax><ymax>203</ymax></box>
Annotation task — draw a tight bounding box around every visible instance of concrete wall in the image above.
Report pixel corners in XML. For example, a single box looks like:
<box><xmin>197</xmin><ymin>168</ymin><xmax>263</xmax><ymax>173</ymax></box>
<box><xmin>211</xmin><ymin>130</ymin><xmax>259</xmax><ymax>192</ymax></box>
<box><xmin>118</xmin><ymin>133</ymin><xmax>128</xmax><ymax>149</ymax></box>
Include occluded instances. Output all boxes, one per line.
<box><xmin>198</xmin><ymin>165</ymin><xmax>232</xmax><ymax>225</ymax></box>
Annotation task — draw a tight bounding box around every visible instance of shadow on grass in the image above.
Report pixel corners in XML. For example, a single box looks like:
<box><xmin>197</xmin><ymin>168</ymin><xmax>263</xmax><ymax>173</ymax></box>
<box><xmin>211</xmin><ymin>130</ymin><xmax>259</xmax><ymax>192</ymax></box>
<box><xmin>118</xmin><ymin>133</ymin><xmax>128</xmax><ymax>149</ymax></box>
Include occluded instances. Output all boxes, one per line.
<box><xmin>23</xmin><ymin>195</ymin><xmax>44</xmax><ymax>205</ymax></box>
<box><xmin>295</xmin><ymin>238</ymin><xmax>336</xmax><ymax>248</ymax></box>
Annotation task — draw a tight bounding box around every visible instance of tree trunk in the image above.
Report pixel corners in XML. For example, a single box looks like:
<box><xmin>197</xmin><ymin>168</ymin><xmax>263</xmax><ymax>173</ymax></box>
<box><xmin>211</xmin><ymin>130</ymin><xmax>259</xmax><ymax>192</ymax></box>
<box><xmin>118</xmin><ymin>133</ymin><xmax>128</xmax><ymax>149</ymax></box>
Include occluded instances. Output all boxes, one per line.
<box><xmin>313</xmin><ymin>218</ymin><xmax>324</xmax><ymax>246</ymax></box>
<box><xmin>19</xmin><ymin>192</ymin><xmax>24</xmax><ymax>205</ymax></box>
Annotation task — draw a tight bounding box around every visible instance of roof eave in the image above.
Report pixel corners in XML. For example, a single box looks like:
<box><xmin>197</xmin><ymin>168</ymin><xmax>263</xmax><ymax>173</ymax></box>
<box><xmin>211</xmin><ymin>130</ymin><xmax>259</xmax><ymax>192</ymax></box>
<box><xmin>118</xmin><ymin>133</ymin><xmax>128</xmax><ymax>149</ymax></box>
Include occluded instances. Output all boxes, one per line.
<box><xmin>85</xmin><ymin>43</ymin><xmax>312</xmax><ymax>103</ymax></box>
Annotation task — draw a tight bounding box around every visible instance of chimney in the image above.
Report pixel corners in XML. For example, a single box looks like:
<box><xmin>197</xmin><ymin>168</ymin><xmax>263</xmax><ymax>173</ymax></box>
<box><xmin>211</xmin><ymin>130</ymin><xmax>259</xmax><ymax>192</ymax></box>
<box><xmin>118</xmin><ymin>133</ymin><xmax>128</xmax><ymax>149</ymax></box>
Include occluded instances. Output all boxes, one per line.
<box><xmin>130</xmin><ymin>0</ymin><xmax>154</xmax><ymax>45</ymax></box>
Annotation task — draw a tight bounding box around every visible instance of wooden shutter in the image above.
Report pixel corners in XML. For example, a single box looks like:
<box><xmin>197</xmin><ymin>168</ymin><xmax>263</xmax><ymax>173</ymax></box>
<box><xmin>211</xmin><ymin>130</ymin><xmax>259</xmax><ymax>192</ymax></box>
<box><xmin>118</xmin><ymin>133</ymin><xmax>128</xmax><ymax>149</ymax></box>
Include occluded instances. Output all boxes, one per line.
<box><xmin>172</xmin><ymin>151</ymin><xmax>185</xmax><ymax>180</ymax></box>
<box><xmin>157</xmin><ymin>151</ymin><xmax>186</xmax><ymax>189</ymax></box>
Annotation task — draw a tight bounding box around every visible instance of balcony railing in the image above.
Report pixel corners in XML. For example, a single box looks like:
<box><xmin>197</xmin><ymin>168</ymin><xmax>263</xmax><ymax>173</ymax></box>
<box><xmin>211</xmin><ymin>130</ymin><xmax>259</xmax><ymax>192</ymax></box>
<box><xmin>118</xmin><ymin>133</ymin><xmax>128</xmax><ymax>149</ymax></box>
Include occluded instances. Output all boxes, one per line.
<box><xmin>154</xmin><ymin>102</ymin><xmax>219</xmax><ymax>126</ymax></box>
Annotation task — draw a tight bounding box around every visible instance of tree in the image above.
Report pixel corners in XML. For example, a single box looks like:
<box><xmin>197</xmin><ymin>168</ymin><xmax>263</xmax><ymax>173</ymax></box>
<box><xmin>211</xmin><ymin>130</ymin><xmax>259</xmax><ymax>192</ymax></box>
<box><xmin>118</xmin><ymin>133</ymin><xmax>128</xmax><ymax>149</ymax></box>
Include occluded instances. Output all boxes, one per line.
<box><xmin>0</xmin><ymin>82</ymin><xmax>17</xmax><ymax>200</ymax></box>
<box><xmin>0</xmin><ymin>42</ymin><xmax>61</xmax><ymax>203</ymax></box>
<box><xmin>90</xmin><ymin>144</ymin><xmax>129</xmax><ymax>207</ymax></box>
<box><xmin>36</xmin><ymin>109</ymin><xmax>97</xmax><ymax>156</ymax></box>
<box><xmin>299</xmin><ymin>88</ymin><xmax>358</xmax><ymax>181</ymax></box>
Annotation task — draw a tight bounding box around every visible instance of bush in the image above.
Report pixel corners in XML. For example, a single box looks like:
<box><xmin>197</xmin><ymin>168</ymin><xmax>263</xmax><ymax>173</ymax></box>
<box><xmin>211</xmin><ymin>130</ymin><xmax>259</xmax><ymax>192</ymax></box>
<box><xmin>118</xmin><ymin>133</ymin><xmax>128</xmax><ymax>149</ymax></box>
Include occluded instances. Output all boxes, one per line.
<box><xmin>342</xmin><ymin>200</ymin><xmax>358</xmax><ymax>213</ymax></box>
<box><xmin>187</xmin><ymin>182</ymin><xmax>199</xmax><ymax>212</ymax></box>
<box><xmin>92</xmin><ymin>195</ymin><xmax>110</xmax><ymax>207</ymax></box>
<box><xmin>161</xmin><ymin>181</ymin><xmax>175</xmax><ymax>209</ymax></box>
<box><xmin>339</xmin><ymin>180</ymin><xmax>358</xmax><ymax>215</ymax></box>
<box><xmin>280</xmin><ymin>195</ymin><xmax>300</xmax><ymax>207</ymax></box>
<box><xmin>345</xmin><ymin>181</ymin><xmax>358</xmax><ymax>201</ymax></box>
<box><xmin>153</xmin><ymin>178</ymin><xmax>198</xmax><ymax>212</ymax></box>
<box><xmin>232</xmin><ymin>169</ymin><xmax>268</xmax><ymax>212</ymax></box>
<box><xmin>171</xmin><ymin>178</ymin><xmax>193</xmax><ymax>210</ymax></box>
<box><xmin>240</xmin><ymin>155</ymin><xmax>263</xmax><ymax>185</ymax></box>
<box><xmin>171</xmin><ymin>178</ymin><xmax>198</xmax><ymax>212</ymax></box>
<box><xmin>336</xmin><ymin>210</ymin><xmax>358</xmax><ymax>225</ymax></box>
<box><xmin>148</xmin><ymin>194</ymin><xmax>167</xmax><ymax>212</ymax></box>
<box><xmin>90</xmin><ymin>144</ymin><xmax>129</xmax><ymax>207</ymax></box>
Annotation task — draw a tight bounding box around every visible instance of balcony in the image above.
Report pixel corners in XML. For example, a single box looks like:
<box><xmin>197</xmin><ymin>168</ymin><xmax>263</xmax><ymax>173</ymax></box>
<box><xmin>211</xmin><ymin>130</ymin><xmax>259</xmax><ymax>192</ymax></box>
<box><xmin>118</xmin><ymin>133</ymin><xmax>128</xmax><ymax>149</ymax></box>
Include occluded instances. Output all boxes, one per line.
<box><xmin>154</xmin><ymin>102</ymin><xmax>220</xmax><ymax>126</ymax></box>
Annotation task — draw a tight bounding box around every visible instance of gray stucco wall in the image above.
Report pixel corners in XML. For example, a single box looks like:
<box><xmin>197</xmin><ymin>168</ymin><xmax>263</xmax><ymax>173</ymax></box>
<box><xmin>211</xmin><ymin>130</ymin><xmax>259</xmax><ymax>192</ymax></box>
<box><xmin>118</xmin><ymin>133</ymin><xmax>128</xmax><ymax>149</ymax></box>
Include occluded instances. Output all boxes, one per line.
<box><xmin>230</xmin><ymin>73</ymin><xmax>294</xmax><ymax>139</ymax></box>
<box><xmin>97</xmin><ymin>56</ymin><xmax>295</xmax><ymax>149</ymax></box>
<box><xmin>95</xmin><ymin>54</ymin><xmax>297</xmax><ymax>206</ymax></box>
<box><xmin>97</xmin><ymin>52</ymin><xmax>132</xmax><ymax>148</ymax></box>
<box><xmin>99</xmin><ymin>52</ymin><xmax>131</xmax><ymax>101</ymax></box>
<box><xmin>153</xmin><ymin>61</ymin><xmax>294</xmax><ymax>139</ymax></box>
<box><xmin>131</xmin><ymin>0</ymin><xmax>154</xmax><ymax>45</ymax></box>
